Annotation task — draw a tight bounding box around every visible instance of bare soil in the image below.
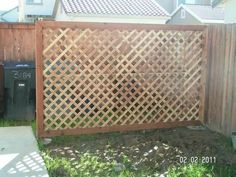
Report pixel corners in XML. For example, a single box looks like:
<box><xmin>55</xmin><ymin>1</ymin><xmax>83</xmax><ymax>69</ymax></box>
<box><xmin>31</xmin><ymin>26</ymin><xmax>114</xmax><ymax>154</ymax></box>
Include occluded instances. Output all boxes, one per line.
<box><xmin>45</xmin><ymin>126</ymin><xmax>236</xmax><ymax>173</ymax></box>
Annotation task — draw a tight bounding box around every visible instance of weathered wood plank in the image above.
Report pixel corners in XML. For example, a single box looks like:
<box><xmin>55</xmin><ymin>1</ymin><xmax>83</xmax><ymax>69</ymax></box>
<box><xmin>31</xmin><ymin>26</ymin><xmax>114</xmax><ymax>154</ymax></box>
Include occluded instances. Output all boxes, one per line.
<box><xmin>38</xmin><ymin>120</ymin><xmax>202</xmax><ymax>138</ymax></box>
<box><xmin>35</xmin><ymin>22</ymin><xmax>44</xmax><ymax>137</ymax></box>
<box><xmin>206</xmin><ymin>24</ymin><xmax>236</xmax><ymax>136</ymax></box>
<box><xmin>0</xmin><ymin>23</ymin><xmax>35</xmax><ymax>61</ymax></box>
<box><xmin>38</xmin><ymin>21</ymin><xmax>207</xmax><ymax>31</ymax></box>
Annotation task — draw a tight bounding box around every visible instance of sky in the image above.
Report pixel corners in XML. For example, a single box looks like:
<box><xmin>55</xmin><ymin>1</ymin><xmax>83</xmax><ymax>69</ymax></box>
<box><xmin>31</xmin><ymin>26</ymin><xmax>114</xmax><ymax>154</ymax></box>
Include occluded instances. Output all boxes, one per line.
<box><xmin>0</xmin><ymin>0</ymin><xmax>18</xmax><ymax>11</ymax></box>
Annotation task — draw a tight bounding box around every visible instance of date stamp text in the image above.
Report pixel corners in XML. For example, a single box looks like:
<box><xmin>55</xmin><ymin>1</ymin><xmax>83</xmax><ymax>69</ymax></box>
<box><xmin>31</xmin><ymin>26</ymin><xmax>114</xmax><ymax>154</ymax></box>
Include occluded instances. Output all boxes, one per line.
<box><xmin>179</xmin><ymin>156</ymin><xmax>216</xmax><ymax>164</ymax></box>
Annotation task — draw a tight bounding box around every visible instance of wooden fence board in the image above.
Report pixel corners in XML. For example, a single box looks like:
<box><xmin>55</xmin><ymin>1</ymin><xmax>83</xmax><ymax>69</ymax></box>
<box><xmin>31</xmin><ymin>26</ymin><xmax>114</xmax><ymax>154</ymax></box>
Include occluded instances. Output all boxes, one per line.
<box><xmin>36</xmin><ymin>21</ymin><xmax>207</xmax><ymax>137</ymax></box>
<box><xmin>206</xmin><ymin>24</ymin><xmax>236</xmax><ymax>136</ymax></box>
<box><xmin>35</xmin><ymin>22</ymin><xmax>44</xmax><ymax>137</ymax></box>
<box><xmin>0</xmin><ymin>23</ymin><xmax>35</xmax><ymax>62</ymax></box>
<box><xmin>231</xmin><ymin>25</ymin><xmax>236</xmax><ymax>133</ymax></box>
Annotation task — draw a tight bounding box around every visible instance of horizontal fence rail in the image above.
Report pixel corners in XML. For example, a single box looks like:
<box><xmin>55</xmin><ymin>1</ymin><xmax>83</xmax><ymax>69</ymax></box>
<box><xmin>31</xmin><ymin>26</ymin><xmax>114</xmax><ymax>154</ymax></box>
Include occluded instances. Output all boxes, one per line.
<box><xmin>36</xmin><ymin>21</ymin><xmax>207</xmax><ymax>137</ymax></box>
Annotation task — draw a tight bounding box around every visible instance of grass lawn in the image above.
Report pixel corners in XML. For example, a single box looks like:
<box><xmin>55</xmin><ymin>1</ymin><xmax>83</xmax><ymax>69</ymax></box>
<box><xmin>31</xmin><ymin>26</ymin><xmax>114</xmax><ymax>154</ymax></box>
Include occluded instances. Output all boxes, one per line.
<box><xmin>0</xmin><ymin>118</ymin><xmax>36</xmax><ymax>134</ymax></box>
<box><xmin>0</xmin><ymin>119</ymin><xmax>236</xmax><ymax>177</ymax></box>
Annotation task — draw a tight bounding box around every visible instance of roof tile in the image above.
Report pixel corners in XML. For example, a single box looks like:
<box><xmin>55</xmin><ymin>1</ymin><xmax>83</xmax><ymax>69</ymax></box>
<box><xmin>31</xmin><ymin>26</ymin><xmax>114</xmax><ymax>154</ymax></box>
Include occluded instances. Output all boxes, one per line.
<box><xmin>61</xmin><ymin>0</ymin><xmax>169</xmax><ymax>17</ymax></box>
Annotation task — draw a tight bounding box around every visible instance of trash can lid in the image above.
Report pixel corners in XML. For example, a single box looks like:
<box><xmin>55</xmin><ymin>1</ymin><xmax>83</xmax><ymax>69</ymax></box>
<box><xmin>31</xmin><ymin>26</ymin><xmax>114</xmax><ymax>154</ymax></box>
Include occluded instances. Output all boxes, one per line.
<box><xmin>3</xmin><ymin>61</ymin><xmax>35</xmax><ymax>69</ymax></box>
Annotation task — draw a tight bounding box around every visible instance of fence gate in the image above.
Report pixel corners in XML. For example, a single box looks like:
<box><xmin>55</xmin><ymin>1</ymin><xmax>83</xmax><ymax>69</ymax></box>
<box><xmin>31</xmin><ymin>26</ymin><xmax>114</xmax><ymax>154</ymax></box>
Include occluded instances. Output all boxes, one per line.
<box><xmin>36</xmin><ymin>21</ymin><xmax>207</xmax><ymax>137</ymax></box>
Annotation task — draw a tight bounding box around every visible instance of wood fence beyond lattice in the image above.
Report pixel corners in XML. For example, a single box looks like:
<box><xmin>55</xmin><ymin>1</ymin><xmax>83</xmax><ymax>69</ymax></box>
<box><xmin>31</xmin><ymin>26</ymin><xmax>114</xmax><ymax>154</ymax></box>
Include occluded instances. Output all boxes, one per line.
<box><xmin>36</xmin><ymin>21</ymin><xmax>207</xmax><ymax>137</ymax></box>
<box><xmin>206</xmin><ymin>24</ymin><xmax>236</xmax><ymax>136</ymax></box>
<box><xmin>0</xmin><ymin>23</ymin><xmax>35</xmax><ymax>62</ymax></box>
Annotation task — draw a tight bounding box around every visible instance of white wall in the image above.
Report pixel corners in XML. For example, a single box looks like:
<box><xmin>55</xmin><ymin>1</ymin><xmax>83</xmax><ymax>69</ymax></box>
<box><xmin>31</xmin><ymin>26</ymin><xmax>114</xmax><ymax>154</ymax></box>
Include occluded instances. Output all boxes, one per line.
<box><xmin>225</xmin><ymin>0</ymin><xmax>236</xmax><ymax>23</ymax></box>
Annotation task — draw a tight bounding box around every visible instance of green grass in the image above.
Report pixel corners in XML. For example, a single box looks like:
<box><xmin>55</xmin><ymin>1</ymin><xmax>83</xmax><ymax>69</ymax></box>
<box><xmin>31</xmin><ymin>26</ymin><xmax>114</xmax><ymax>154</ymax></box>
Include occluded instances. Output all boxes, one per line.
<box><xmin>168</xmin><ymin>163</ymin><xmax>236</xmax><ymax>177</ymax></box>
<box><xmin>210</xmin><ymin>164</ymin><xmax>236</xmax><ymax>177</ymax></box>
<box><xmin>43</xmin><ymin>151</ymin><xmax>78</xmax><ymax>177</ymax></box>
<box><xmin>41</xmin><ymin>150</ymin><xmax>236</xmax><ymax>177</ymax></box>
<box><xmin>0</xmin><ymin>119</ymin><xmax>36</xmax><ymax>133</ymax></box>
<box><xmin>42</xmin><ymin>151</ymin><xmax>139</xmax><ymax>177</ymax></box>
<box><xmin>168</xmin><ymin>163</ymin><xmax>214</xmax><ymax>177</ymax></box>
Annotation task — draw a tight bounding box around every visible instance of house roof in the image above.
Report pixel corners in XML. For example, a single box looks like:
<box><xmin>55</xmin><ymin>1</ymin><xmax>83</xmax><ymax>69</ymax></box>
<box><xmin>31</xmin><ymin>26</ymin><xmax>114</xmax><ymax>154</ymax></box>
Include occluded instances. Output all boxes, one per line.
<box><xmin>61</xmin><ymin>0</ymin><xmax>170</xmax><ymax>17</ymax></box>
<box><xmin>1</xmin><ymin>6</ymin><xmax>18</xmax><ymax>17</ymax></box>
<box><xmin>171</xmin><ymin>4</ymin><xmax>224</xmax><ymax>23</ymax></box>
<box><xmin>0</xmin><ymin>6</ymin><xmax>18</xmax><ymax>22</ymax></box>
<box><xmin>0</xmin><ymin>11</ymin><xmax>5</xmax><ymax>15</ymax></box>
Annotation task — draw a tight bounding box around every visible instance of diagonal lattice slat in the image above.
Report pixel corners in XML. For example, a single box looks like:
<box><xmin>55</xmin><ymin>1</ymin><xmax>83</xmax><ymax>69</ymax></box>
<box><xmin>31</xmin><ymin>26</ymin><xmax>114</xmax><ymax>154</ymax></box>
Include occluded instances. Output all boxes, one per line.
<box><xmin>40</xmin><ymin>23</ymin><xmax>206</xmax><ymax>133</ymax></box>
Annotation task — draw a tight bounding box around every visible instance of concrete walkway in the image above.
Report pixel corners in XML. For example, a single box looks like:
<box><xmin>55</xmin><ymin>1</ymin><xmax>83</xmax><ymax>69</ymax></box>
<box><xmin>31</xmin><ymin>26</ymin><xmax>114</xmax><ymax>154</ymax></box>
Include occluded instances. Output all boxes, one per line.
<box><xmin>0</xmin><ymin>126</ymin><xmax>48</xmax><ymax>177</ymax></box>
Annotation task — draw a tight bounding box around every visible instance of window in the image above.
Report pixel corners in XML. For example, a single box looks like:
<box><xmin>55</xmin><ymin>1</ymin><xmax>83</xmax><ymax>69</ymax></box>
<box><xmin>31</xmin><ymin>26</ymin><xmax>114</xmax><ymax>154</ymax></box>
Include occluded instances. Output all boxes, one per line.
<box><xmin>181</xmin><ymin>9</ymin><xmax>186</xmax><ymax>19</ymax></box>
<box><xmin>26</xmin><ymin>0</ymin><xmax>42</xmax><ymax>4</ymax></box>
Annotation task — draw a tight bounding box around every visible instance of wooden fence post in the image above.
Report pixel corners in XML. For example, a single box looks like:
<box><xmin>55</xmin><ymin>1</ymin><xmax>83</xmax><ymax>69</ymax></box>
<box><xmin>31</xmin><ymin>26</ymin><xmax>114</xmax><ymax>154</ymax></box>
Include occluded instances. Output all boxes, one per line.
<box><xmin>35</xmin><ymin>21</ymin><xmax>44</xmax><ymax>138</ymax></box>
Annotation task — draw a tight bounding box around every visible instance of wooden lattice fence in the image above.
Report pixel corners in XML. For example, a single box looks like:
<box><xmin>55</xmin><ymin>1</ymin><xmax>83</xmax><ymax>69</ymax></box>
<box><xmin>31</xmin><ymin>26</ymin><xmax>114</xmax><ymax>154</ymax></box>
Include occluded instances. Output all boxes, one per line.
<box><xmin>36</xmin><ymin>21</ymin><xmax>207</xmax><ymax>137</ymax></box>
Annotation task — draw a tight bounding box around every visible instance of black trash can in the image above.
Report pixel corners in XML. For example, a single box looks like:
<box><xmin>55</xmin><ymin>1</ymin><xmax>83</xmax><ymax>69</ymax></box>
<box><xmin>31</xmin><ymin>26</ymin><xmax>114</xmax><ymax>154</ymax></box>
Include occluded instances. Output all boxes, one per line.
<box><xmin>0</xmin><ymin>63</ymin><xmax>4</xmax><ymax>118</ymax></box>
<box><xmin>4</xmin><ymin>61</ymin><xmax>35</xmax><ymax>120</ymax></box>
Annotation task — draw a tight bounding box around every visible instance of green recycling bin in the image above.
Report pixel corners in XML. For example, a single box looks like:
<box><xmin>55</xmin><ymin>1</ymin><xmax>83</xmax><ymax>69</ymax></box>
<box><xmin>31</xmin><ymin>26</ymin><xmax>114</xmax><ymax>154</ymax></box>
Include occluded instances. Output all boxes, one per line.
<box><xmin>0</xmin><ymin>63</ymin><xmax>3</xmax><ymax>118</ymax></box>
<box><xmin>4</xmin><ymin>61</ymin><xmax>35</xmax><ymax>120</ymax></box>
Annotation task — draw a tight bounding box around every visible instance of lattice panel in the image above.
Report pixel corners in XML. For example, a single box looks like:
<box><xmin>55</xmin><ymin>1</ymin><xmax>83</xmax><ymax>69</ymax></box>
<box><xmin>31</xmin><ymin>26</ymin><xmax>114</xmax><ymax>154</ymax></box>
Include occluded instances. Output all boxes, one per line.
<box><xmin>39</xmin><ymin>23</ymin><xmax>206</xmax><ymax>133</ymax></box>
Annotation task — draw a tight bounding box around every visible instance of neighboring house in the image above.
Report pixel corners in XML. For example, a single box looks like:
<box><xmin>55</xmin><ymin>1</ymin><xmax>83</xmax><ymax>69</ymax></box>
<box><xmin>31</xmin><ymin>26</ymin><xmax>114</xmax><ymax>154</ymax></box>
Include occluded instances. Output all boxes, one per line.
<box><xmin>0</xmin><ymin>0</ymin><xmax>58</xmax><ymax>23</ymax></box>
<box><xmin>224</xmin><ymin>0</ymin><xmax>236</xmax><ymax>23</ymax></box>
<box><xmin>0</xmin><ymin>7</ymin><xmax>18</xmax><ymax>22</ymax></box>
<box><xmin>0</xmin><ymin>11</ymin><xmax>6</xmax><ymax>22</ymax></box>
<box><xmin>168</xmin><ymin>4</ymin><xmax>224</xmax><ymax>24</ymax></box>
<box><xmin>55</xmin><ymin>0</ymin><xmax>170</xmax><ymax>24</ymax></box>
<box><xmin>23</xmin><ymin>0</ymin><xmax>58</xmax><ymax>22</ymax></box>
<box><xmin>189</xmin><ymin>0</ymin><xmax>212</xmax><ymax>5</ymax></box>
<box><xmin>155</xmin><ymin>0</ymin><xmax>178</xmax><ymax>14</ymax></box>
<box><xmin>155</xmin><ymin>0</ymin><xmax>212</xmax><ymax>14</ymax></box>
<box><xmin>212</xmin><ymin>0</ymin><xmax>236</xmax><ymax>23</ymax></box>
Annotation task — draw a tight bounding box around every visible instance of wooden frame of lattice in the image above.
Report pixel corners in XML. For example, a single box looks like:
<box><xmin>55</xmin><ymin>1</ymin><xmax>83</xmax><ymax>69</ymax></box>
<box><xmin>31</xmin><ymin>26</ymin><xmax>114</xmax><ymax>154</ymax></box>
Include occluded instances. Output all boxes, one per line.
<box><xmin>36</xmin><ymin>21</ymin><xmax>208</xmax><ymax>137</ymax></box>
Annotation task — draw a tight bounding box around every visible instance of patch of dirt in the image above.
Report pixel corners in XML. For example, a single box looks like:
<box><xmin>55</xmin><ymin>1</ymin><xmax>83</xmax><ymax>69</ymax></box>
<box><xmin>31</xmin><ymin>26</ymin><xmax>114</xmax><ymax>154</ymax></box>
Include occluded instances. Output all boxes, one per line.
<box><xmin>45</xmin><ymin>127</ymin><xmax>236</xmax><ymax>172</ymax></box>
